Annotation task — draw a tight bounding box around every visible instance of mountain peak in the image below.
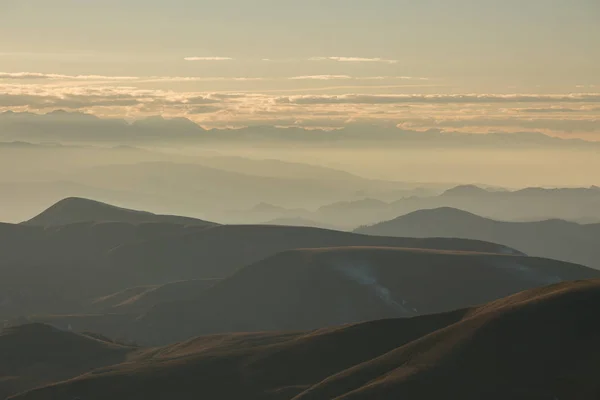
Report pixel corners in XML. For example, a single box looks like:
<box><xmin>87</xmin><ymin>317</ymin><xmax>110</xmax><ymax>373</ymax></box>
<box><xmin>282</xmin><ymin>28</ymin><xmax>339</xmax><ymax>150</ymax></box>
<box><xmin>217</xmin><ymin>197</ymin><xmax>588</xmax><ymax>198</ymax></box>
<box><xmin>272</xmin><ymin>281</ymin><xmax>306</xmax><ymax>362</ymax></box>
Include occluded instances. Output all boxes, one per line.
<box><xmin>22</xmin><ymin>197</ymin><xmax>217</xmax><ymax>227</ymax></box>
<box><xmin>442</xmin><ymin>185</ymin><xmax>491</xmax><ymax>197</ymax></box>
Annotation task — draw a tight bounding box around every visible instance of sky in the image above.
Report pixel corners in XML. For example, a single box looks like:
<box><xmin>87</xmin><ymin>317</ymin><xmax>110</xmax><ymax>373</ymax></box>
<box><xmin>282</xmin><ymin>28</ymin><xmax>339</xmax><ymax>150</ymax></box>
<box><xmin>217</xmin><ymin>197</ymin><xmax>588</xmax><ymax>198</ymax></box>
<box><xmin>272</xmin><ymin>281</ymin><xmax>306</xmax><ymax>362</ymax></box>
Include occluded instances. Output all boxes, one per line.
<box><xmin>0</xmin><ymin>0</ymin><xmax>599</xmax><ymax>138</ymax></box>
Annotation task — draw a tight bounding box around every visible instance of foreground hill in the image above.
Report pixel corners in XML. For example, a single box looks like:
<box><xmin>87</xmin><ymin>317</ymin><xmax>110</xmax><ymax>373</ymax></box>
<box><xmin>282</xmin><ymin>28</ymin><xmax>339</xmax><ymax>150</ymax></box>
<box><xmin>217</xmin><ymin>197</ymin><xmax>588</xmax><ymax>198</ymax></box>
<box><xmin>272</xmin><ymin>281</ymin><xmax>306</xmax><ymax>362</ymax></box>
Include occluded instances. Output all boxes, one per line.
<box><xmin>0</xmin><ymin>324</ymin><xmax>134</xmax><ymax>399</ymax></box>
<box><xmin>22</xmin><ymin>197</ymin><xmax>217</xmax><ymax>227</ymax></box>
<box><xmin>10</xmin><ymin>280</ymin><xmax>600</xmax><ymax>400</ymax></box>
<box><xmin>294</xmin><ymin>280</ymin><xmax>600</xmax><ymax>400</ymax></box>
<box><xmin>134</xmin><ymin>247</ymin><xmax>598</xmax><ymax>344</ymax></box>
<box><xmin>356</xmin><ymin>207</ymin><xmax>600</xmax><ymax>269</ymax></box>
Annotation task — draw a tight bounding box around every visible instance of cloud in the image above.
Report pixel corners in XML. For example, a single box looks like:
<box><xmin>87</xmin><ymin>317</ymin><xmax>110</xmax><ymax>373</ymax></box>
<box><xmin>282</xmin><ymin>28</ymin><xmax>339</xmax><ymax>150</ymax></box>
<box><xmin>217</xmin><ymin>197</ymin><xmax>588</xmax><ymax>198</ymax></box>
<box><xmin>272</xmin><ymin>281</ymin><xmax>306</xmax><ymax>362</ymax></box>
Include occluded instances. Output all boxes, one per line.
<box><xmin>0</xmin><ymin>71</ymin><xmax>430</xmax><ymax>84</ymax></box>
<box><xmin>184</xmin><ymin>57</ymin><xmax>234</xmax><ymax>61</ymax></box>
<box><xmin>363</xmin><ymin>76</ymin><xmax>429</xmax><ymax>81</ymax></box>
<box><xmin>310</xmin><ymin>56</ymin><xmax>398</xmax><ymax>64</ymax></box>
<box><xmin>136</xmin><ymin>76</ymin><xmax>264</xmax><ymax>83</ymax></box>
<box><xmin>277</xmin><ymin>93</ymin><xmax>600</xmax><ymax>105</ymax></box>
<box><xmin>289</xmin><ymin>75</ymin><xmax>353</xmax><ymax>80</ymax></box>
<box><xmin>519</xmin><ymin>107</ymin><xmax>582</xmax><ymax>113</ymax></box>
<box><xmin>0</xmin><ymin>72</ymin><xmax>137</xmax><ymax>81</ymax></box>
<box><xmin>1</xmin><ymin>82</ymin><xmax>599</xmax><ymax>140</ymax></box>
<box><xmin>186</xmin><ymin>105</ymin><xmax>222</xmax><ymax>114</ymax></box>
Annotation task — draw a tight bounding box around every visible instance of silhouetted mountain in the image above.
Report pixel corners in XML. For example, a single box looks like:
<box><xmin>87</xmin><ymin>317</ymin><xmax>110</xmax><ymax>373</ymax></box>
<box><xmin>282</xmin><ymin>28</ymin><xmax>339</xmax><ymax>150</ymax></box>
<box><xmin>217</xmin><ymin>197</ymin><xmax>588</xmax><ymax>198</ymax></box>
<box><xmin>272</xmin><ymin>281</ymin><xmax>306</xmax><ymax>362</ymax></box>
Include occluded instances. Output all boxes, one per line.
<box><xmin>23</xmin><ymin>197</ymin><xmax>217</xmax><ymax>227</ymax></box>
<box><xmin>9</xmin><ymin>280</ymin><xmax>600</xmax><ymax>400</ymax></box>
<box><xmin>356</xmin><ymin>207</ymin><xmax>600</xmax><ymax>269</ymax></box>
<box><xmin>135</xmin><ymin>247</ymin><xmax>597</xmax><ymax>344</ymax></box>
<box><xmin>441</xmin><ymin>184</ymin><xmax>492</xmax><ymax>197</ymax></box>
<box><xmin>0</xmin><ymin>323</ymin><xmax>133</xmax><ymax>399</ymax></box>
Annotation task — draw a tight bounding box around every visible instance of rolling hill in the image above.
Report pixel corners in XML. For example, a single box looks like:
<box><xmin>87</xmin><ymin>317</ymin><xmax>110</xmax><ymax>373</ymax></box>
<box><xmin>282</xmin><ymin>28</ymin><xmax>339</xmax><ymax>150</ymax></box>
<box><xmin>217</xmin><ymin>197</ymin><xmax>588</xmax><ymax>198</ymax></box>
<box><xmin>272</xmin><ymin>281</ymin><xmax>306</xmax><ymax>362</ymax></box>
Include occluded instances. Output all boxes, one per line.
<box><xmin>134</xmin><ymin>246</ymin><xmax>598</xmax><ymax>345</ymax></box>
<box><xmin>356</xmin><ymin>207</ymin><xmax>600</xmax><ymax>269</ymax></box>
<box><xmin>100</xmin><ymin>223</ymin><xmax>524</xmax><ymax>289</ymax></box>
<box><xmin>8</xmin><ymin>280</ymin><xmax>600</xmax><ymax>400</ymax></box>
<box><xmin>294</xmin><ymin>279</ymin><xmax>600</xmax><ymax>400</ymax></box>
<box><xmin>1</xmin><ymin>198</ymin><xmax>520</xmax><ymax>322</ymax></box>
<box><xmin>0</xmin><ymin>323</ymin><xmax>134</xmax><ymax>399</ymax></box>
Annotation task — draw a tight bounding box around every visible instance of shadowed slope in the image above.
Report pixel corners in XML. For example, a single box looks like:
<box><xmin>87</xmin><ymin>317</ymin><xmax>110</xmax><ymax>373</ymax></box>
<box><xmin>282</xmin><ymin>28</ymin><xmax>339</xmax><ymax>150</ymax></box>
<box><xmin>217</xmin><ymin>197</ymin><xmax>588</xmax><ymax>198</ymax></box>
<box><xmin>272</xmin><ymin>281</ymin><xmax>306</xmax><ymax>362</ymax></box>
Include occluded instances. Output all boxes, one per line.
<box><xmin>293</xmin><ymin>280</ymin><xmax>600</xmax><ymax>400</ymax></box>
<box><xmin>103</xmin><ymin>224</ymin><xmax>523</xmax><ymax>288</ymax></box>
<box><xmin>135</xmin><ymin>247</ymin><xmax>598</xmax><ymax>344</ymax></box>
<box><xmin>90</xmin><ymin>279</ymin><xmax>220</xmax><ymax>314</ymax></box>
<box><xmin>0</xmin><ymin>221</ymin><xmax>209</xmax><ymax>319</ymax></box>
<box><xmin>10</xmin><ymin>281</ymin><xmax>600</xmax><ymax>400</ymax></box>
<box><xmin>8</xmin><ymin>312</ymin><xmax>466</xmax><ymax>400</ymax></box>
<box><xmin>0</xmin><ymin>324</ymin><xmax>134</xmax><ymax>399</ymax></box>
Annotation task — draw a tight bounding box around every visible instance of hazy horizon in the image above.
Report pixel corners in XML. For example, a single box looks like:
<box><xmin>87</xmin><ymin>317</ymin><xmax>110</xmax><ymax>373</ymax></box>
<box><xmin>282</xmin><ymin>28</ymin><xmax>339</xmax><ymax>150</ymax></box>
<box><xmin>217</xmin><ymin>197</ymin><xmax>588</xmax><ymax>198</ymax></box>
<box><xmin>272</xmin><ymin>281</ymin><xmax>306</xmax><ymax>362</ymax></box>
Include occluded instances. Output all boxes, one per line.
<box><xmin>1</xmin><ymin>0</ymin><xmax>599</xmax><ymax>139</ymax></box>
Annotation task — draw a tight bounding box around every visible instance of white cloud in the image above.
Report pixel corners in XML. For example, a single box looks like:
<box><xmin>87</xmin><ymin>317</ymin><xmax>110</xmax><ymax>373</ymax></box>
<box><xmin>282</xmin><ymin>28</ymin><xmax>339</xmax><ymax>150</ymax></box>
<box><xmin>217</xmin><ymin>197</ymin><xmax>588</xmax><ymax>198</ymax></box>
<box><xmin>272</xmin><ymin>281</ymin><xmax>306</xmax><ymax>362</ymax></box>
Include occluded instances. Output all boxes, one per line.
<box><xmin>137</xmin><ymin>76</ymin><xmax>264</xmax><ymax>83</ymax></box>
<box><xmin>277</xmin><ymin>93</ymin><xmax>600</xmax><ymax>105</ymax></box>
<box><xmin>0</xmin><ymin>72</ymin><xmax>138</xmax><ymax>81</ymax></box>
<box><xmin>183</xmin><ymin>57</ymin><xmax>234</xmax><ymax>61</ymax></box>
<box><xmin>2</xmin><ymin>82</ymin><xmax>600</xmax><ymax>139</ymax></box>
<box><xmin>310</xmin><ymin>56</ymin><xmax>398</xmax><ymax>64</ymax></box>
<box><xmin>0</xmin><ymin>71</ymin><xmax>430</xmax><ymax>84</ymax></box>
<box><xmin>289</xmin><ymin>75</ymin><xmax>353</xmax><ymax>80</ymax></box>
<box><xmin>362</xmin><ymin>76</ymin><xmax>429</xmax><ymax>81</ymax></box>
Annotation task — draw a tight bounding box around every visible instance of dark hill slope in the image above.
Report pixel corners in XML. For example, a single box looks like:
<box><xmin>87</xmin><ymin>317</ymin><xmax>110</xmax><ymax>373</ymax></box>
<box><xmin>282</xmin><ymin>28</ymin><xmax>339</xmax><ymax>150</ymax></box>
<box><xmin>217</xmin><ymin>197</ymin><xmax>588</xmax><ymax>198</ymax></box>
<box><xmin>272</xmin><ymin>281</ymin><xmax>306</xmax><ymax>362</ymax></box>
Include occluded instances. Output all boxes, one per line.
<box><xmin>294</xmin><ymin>279</ymin><xmax>600</xmax><ymax>400</ymax></box>
<box><xmin>356</xmin><ymin>207</ymin><xmax>600</xmax><ymax>269</ymax></box>
<box><xmin>89</xmin><ymin>279</ymin><xmax>220</xmax><ymax>314</ymax></box>
<box><xmin>8</xmin><ymin>312</ymin><xmax>467</xmax><ymax>400</ymax></box>
<box><xmin>22</xmin><ymin>197</ymin><xmax>217</xmax><ymax>227</ymax></box>
<box><xmin>0</xmin><ymin>324</ymin><xmax>134</xmax><ymax>399</ymax></box>
<box><xmin>10</xmin><ymin>281</ymin><xmax>600</xmax><ymax>400</ymax></box>
<box><xmin>103</xmin><ymin>224</ymin><xmax>523</xmax><ymax>288</ymax></box>
<box><xmin>135</xmin><ymin>247</ymin><xmax>598</xmax><ymax>344</ymax></box>
<box><xmin>0</xmin><ymin>211</ymin><xmax>521</xmax><ymax>321</ymax></box>
<box><xmin>0</xmin><ymin>221</ymin><xmax>208</xmax><ymax>319</ymax></box>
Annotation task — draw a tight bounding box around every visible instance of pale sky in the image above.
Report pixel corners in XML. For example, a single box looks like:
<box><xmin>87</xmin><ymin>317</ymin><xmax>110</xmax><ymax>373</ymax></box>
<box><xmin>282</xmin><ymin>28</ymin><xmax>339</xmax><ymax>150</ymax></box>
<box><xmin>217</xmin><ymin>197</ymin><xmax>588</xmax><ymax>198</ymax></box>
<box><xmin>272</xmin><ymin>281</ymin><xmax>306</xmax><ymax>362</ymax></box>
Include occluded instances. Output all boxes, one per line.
<box><xmin>1</xmin><ymin>0</ymin><xmax>599</xmax><ymax>138</ymax></box>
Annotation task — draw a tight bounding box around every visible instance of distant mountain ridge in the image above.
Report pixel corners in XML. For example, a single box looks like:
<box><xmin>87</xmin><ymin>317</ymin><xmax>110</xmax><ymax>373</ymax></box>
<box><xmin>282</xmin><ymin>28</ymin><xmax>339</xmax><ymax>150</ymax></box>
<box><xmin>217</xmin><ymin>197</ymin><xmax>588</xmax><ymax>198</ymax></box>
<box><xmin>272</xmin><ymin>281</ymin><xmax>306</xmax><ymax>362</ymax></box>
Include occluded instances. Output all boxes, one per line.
<box><xmin>356</xmin><ymin>207</ymin><xmax>600</xmax><ymax>269</ymax></box>
<box><xmin>2</xmin><ymin>110</ymin><xmax>599</xmax><ymax>148</ymax></box>
<box><xmin>314</xmin><ymin>184</ymin><xmax>600</xmax><ymax>227</ymax></box>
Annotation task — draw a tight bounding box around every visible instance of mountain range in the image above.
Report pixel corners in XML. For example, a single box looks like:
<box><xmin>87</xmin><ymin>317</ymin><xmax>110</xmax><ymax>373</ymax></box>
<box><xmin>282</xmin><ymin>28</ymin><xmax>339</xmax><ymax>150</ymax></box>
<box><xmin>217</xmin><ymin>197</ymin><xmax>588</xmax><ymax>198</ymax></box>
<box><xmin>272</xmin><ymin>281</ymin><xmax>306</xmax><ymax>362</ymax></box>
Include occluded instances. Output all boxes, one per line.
<box><xmin>1</xmin><ymin>198</ymin><xmax>520</xmax><ymax>322</ymax></box>
<box><xmin>312</xmin><ymin>184</ymin><xmax>600</xmax><ymax>227</ymax></box>
<box><xmin>2</xmin><ymin>110</ymin><xmax>600</xmax><ymax>149</ymax></box>
<box><xmin>356</xmin><ymin>207</ymin><xmax>600</xmax><ymax>270</ymax></box>
<box><xmin>2</xmin><ymin>197</ymin><xmax>600</xmax><ymax>398</ymax></box>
